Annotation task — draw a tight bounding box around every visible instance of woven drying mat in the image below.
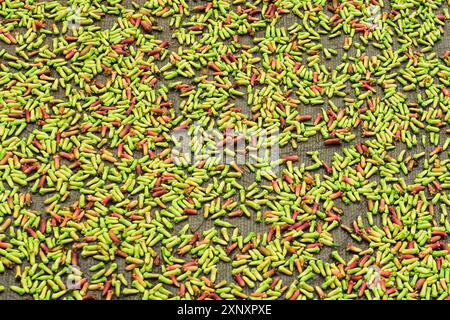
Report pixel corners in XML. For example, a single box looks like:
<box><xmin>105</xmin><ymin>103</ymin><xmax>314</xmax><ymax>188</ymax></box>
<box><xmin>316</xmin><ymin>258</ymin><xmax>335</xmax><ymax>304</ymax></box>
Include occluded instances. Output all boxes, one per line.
<box><xmin>0</xmin><ymin>0</ymin><xmax>449</xmax><ymax>300</ymax></box>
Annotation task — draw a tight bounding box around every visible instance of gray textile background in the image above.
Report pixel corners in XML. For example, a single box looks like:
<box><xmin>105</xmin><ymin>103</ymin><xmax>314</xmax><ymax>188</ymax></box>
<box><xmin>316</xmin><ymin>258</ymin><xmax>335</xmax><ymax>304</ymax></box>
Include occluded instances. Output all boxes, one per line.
<box><xmin>0</xmin><ymin>0</ymin><xmax>449</xmax><ymax>299</ymax></box>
